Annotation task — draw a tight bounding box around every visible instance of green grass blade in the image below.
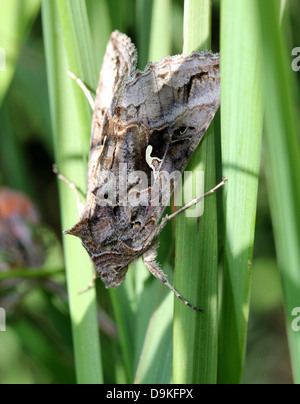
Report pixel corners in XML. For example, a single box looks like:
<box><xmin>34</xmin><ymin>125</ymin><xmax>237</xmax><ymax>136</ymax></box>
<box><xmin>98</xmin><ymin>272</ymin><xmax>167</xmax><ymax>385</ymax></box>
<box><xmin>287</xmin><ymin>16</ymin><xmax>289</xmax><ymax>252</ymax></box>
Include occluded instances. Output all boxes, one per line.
<box><xmin>55</xmin><ymin>0</ymin><xmax>97</xmax><ymax>89</ymax></box>
<box><xmin>257</xmin><ymin>0</ymin><xmax>300</xmax><ymax>383</ymax></box>
<box><xmin>218</xmin><ymin>0</ymin><xmax>263</xmax><ymax>384</ymax></box>
<box><xmin>110</xmin><ymin>284</ymin><xmax>136</xmax><ymax>383</ymax></box>
<box><xmin>0</xmin><ymin>0</ymin><xmax>41</xmax><ymax>194</ymax></box>
<box><xmin>0</xmin><ymin>267</ymin><xmax>63</xmax><ymax>281</ymax></box>
<box><xmin>183</xmin><ymin>0</ymin><xmax>211</xmax><ymax>52</ymax></box>
<box><xmin>148</xmin><ymin>0</ymin><xmax>172</xmax><ymax>62</ymax></box>
<box><xmin>0</xmin><ymin>0</ymin><xmax>41</xmax><ymax>108</ymax></box>
<box><xmin>134</xmin><ymin>292</ymin><xmax>173</xmax><ymax>384</ymax></box>
<box><xmin>136</xmin><ymin>0</ymin><xmax>153</xmax><ymax>69</ymax></box>
<box><xmin>42</xmin><ymin>0</ymin><xmax>103</xmax><ymax>384</ymax></box>
<box><xmin>173</xmin><ymin>0</ymin><xmax>219</xmax><ymax>384</ymax></box>
<box><xmin>106</xmin><ymin>0</ymin><xmax>134</xmax><ymax>33</ymax></box>
<box><xmin>280</xmin><ymin>0</ymin><xmax>288</xmax><ymax>20</ymax></box>
<box><xmin>86</xmin><ymin>0</ymin><xmax>112</xmax><ymax>71</ymax></box>
<box><xmin>0</xmin><ymin>102</ymin><xmax>34</xmax><ymax>195</ymax></box>
<box><xmin>133</xmin><ymin>222</ymin><xmax>176</xmax><ymax>383</ymax></box>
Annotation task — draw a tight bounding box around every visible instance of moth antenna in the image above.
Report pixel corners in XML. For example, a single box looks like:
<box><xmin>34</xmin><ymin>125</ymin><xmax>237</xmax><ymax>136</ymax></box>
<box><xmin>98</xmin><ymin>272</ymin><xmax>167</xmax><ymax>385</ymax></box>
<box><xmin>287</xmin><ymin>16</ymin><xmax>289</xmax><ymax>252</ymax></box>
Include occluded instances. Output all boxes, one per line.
<box><xmin>67</xmin><ymin>70</ymin><xmax>95</xmax><ymax>111</ymax></box>
<box><xmin>143</xmin><ymin>246</ymin><xmax>203</xmax><ymax>312</ymax></box>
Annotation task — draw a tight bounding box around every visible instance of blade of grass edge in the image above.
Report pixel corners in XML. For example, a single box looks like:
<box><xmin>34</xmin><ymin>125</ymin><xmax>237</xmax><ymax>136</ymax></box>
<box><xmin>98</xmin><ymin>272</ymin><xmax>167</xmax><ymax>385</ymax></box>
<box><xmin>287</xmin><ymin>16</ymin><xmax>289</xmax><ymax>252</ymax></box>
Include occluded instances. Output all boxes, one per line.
<box><xmin>42</xmin><ymin>0</ymin><xmax>103</xmax><ymax>384</ymax></box>
<box><xmin>173</xmin><ymin>0</ymin><xmax>219</xmax><ymax>384</ymax></box>
<box><xmin>218</xmin><ymin>0</ymin><xmax>263</xmax><ymax>384</ymax></box>
<box><xmin>148</xmin><ymin>0</ymin><xmax>172</xmax><ymax>63</ymax></box>
<box><xmin>136</xmin><ymin>0</ymin><xmax>153</xmax><ymax>69</ymax></box>
<box><xmin>0</xmin><ymin>0</ymin><xmax>41</xmax><ymax>196</ymax></box>
<box><xmin>0</xmin><ymin>0</ymin><xmax>41</xmax><ymax>108</ymax></box>
<box><xmin>257</xmin><ymin>0</ymin><xmax>300</xmax><ymax>383</ymax></box>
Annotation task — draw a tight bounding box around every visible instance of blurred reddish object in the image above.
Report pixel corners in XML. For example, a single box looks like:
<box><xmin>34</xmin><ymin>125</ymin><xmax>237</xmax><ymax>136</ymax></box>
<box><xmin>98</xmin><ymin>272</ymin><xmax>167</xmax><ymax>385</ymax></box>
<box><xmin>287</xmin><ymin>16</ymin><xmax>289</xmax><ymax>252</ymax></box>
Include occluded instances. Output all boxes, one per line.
<box><xmin>0</xmin><ymin>188</ymin><xmax>39</xmax><ymax>222</ymax></box>
<box><xmin>0</xmin><ymin>188</ymin><xmax>45</xmax><ymax>270</ymax></box>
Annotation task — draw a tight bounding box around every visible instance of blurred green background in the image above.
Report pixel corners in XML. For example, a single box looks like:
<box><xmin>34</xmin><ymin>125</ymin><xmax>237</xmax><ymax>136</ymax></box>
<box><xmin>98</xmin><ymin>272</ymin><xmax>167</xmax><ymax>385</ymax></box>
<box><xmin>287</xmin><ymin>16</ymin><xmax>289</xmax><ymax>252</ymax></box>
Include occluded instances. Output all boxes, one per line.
<box><xmin>0</xmin><ymin>0</ymin><xmax>299</xmax><ymax>384</ymax></box>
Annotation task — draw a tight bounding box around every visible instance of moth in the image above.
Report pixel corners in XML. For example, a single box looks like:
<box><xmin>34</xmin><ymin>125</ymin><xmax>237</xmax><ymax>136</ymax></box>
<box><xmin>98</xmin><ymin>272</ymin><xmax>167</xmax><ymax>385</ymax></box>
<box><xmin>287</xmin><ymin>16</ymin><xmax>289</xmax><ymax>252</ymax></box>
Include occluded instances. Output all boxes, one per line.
<box><xmin>62</xmin><ymin>31</ymin><xmax>222</xmax><ymax>311</ymax></box>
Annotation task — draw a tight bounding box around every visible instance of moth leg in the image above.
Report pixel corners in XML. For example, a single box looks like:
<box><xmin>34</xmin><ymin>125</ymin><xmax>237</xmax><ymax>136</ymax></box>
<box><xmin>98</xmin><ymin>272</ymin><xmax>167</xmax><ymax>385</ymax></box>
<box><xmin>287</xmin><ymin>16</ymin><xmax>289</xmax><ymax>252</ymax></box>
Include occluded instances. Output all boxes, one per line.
<box><xmin>53</xmin><ymin>164</ymin><xmax>85</xmax><ymax>215</ymax></box>
<box><xmin>67</xmin><ymin>70</ymin><xmax>95</xmax><ymax>111</ymax></box>
<box><xmin>142</xmin><ymin>246</ymin><xmax>203</xmax><ymax>312</ymax></box>
<box><xmin>159</xmin><ymin>177</ymin><xmax>228</xmax><ymax>231</ymax></box>
<box><xmin>78</xmin><ymin>271</ymin><xmax>97</xmax><ymax>295</ymax></box>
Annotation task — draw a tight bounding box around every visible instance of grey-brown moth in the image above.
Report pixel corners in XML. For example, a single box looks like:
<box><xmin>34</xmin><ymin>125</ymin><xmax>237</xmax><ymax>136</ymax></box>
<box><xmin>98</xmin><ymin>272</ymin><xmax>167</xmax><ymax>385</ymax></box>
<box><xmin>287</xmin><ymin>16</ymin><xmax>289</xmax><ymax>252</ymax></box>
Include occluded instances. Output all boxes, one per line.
<box><xmin>63</xmin><ymin>31</ymin><xmax>221</xmax><ymax>311</ymax></box>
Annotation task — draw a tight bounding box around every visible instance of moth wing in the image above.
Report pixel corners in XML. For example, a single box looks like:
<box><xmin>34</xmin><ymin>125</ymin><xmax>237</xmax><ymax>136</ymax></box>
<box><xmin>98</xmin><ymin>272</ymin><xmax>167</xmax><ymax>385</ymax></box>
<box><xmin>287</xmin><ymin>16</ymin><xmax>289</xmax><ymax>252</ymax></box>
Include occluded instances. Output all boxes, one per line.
<box><xmin>113</xmin><ymin>52</ymin><xmax>220</xmax><ymax>248</ymax></box>
<box><xmin>67</xmin><ymin>32</ymin><xmax>140</xmax><ymax>279</ymax></box>
<box><xmin>87</xmin><ymin>31</ymin><xmax>137</xmax><ymax>200</ymax></box>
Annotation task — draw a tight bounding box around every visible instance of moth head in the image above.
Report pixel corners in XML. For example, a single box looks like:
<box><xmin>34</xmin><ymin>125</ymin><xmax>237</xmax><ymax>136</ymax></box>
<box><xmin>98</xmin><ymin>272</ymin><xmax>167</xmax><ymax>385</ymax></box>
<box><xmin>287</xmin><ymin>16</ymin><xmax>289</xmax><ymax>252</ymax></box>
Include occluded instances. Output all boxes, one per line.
<box><xmin>65</xmin><ymin>218</ymin><xmax>130</xmax><ymax>289</ymax></box>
